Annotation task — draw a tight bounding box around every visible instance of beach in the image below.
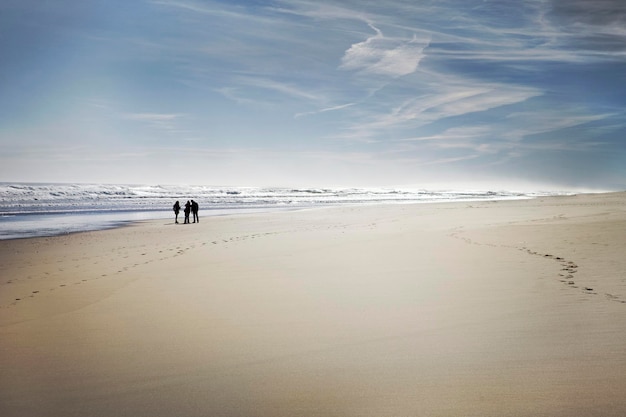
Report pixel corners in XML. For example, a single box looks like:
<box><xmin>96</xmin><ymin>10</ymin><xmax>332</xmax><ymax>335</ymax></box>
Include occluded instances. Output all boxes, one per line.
<box><xmin>1</xmin><ymin>192</ymin><xmax>625</xmax><ymax>416</ymax></box>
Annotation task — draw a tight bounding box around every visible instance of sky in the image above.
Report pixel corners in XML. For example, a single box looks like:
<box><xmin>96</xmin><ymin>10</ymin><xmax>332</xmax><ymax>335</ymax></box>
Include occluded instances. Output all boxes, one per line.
<box><xmin>1</xmin><ymin>0</ymin><xmax>625</xmax><ymax>190</ymax></box>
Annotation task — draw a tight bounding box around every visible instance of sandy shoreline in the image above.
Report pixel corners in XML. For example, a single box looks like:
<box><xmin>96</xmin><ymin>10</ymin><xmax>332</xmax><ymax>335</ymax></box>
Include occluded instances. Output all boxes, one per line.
<box><xmin>1</xmin><ymin>193</ymin><xmax>625</xmax><ymax>416</ymax></box>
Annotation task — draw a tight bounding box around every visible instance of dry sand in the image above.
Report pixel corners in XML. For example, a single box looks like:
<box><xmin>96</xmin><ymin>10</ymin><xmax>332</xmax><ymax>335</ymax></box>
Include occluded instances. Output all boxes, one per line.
<box><xmin>1</xmin><ymin>193</ymin><xmax>625</xmax><ymax>417</ymax></box>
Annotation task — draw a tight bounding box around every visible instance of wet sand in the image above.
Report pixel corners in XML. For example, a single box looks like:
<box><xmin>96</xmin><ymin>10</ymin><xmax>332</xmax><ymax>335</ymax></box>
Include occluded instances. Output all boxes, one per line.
<box><xmin>1</xmin><ymin>193</ymin><xmax>625</xmax><ymax>416</ymax></box>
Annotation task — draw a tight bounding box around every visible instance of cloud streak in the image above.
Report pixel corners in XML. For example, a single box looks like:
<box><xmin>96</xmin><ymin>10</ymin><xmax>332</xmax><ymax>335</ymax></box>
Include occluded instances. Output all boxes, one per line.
<box><xmin>123</xmin><ymin>113</ymin><xmax>185</xmax><ymax>133</ymax></box>
<box><xmin>294</xmin><ymin>103</ymin><xmax>357</xmax><ymax>119</ymax></box>
<box><xmin>336</xmin><ymin>79</ymin><xmax>542</xmax><ymax>142</ymax></box>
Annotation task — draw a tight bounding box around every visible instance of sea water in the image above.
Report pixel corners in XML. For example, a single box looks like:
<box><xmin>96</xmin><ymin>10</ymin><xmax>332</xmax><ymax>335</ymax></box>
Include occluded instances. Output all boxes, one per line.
<box><xmin>0</xmin><ymin>183</ymin><xmax>566</xmax><ymax>240</ymax></box>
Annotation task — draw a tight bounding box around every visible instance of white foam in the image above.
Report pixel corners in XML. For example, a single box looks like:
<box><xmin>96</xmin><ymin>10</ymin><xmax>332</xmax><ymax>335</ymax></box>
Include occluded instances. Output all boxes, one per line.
<box><xmin>0</xmin><ymin>182</ymin><xmax>569</xmax><ymax>239</ymax></box>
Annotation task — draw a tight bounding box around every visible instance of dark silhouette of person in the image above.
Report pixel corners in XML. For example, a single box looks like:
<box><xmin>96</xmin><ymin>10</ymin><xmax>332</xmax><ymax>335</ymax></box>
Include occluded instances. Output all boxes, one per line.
<box><xmin>191</xmin><ymin>200</ymin><xmax>199</xmax><ymax>223</ymax></box>
<box><xmin>173</xmin><ymin>200</ymin><xmax>180</xmax><ymax>224</ymax></box>
<box><xmin>184</xmin><ymin>200</ymin><xmax>191</xmax><ymax>224</ymax></box>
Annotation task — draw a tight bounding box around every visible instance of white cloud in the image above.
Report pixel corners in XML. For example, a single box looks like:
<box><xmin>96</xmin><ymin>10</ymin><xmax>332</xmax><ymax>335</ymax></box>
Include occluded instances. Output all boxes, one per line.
<box><xmin>431</xmin><ymin>88</ymin><xmax>542</xmax><ymax>120</ymax></box>
<box><xmin>346</xmin><ymin>82</ymin><xmax>542</xmax><ymax>139</ymax></box>
<box><xmin>340</xmin><ymin>23</ymin><xmax>428</xmax><ymax>77</ymax></box>
<box><xmin>393</xmin><ymin>108</ymin><xmax>616</xmax><ymax>166</ymax></box>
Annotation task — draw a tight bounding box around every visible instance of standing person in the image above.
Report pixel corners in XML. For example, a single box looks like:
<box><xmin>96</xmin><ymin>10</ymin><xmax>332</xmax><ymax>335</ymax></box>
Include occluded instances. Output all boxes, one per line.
<box><xmin>191</xmin><ymin>200</ymin><xmax>199</xmax><ymax>223</ymax></box>
<box><xmin>184</xmin><ymin>200</ymin><xmax>191</xmax><ymax>224</ymax></box>
<box><xmin>173</xmin><ymin>200</ymin><xmax>181</xmax><ymax>224</ymax></box>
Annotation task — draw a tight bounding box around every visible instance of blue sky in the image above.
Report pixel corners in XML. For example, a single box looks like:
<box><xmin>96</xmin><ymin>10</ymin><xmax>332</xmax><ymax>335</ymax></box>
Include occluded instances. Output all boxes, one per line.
<box><xmin>1</xmin><ymin>0</ymin><xmax>625</xmax><ymax>189</ymax></box>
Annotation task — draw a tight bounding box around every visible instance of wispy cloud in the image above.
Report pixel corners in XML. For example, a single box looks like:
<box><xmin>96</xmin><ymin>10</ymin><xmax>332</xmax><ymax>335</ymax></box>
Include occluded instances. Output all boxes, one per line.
<box><xmin>503</xmin><ymin>111</ymin><xmax>615</xmax><ymax>140</ymax></box>
<box><xmin>3</xmin><ymin>0</ymin><xmax>625</xmax><ymax>187</ymax></box>
<box><xmin>429</xmin><ymin>87</ymin><xmax>542</xmax><ymax>120</ymax></box>
<box><xmin>271</xmin><ymin>1</ymin><xmax>372</xmax><ymax>23</ymax></box>
<box><xmin>340</xmin><ymin>23</ymin><xmax>429</xmax><ymax>77</ymax></box>
<box><xmin>149</xmin><ymin>0</ymin><xmax>273</xmax><ymax>22</ymax></box>
<box><xmin>242</xmin><ymin>77</ymin><xmax>321</xmax><ymax>101</ymax></box>
<box><xmin>294</xmin><ymin>103</ymin><xmax>357</xmax><ymax>119</ymax></box>
<box><xmin>548</xmin><ymin>0</ymin><xmax>626</xmax><ymax>40</ymax></box>
<box><xmin>214</xmin><ymin>87</ymin><xmax>258</xmax><ymax>106</ymax></box>
<box><xmin>338</xmin><ymin>80</ymin><xmax>542</xmax><ymax>141</ymax></box>
<box><xmin>222</xmin><ymin>76</ymin><xmax>324</xmax><ymax>105</ymax></box>
<box><xmin>124</xmin><ymin>113</ymin><xmax>180</xmax><ymax>121</ymax></box>
<box><xmin>389</xmin><ymin>107</ymin><xmax>616</xmax><ymax>169</ymax></box>
<box><xmin>123</xmin><ymin>113</ymin><xmax>185</xmax><ymax>132</ymax></box>
<box><xmin>149</xmin><ymin>0</ymin><xmax>215</xmax><ymax>15</ymax></box>
<box><xmin>400</xmin><ymin>126</ymin><xmax>494</xmax><ymax>143</ymax></box>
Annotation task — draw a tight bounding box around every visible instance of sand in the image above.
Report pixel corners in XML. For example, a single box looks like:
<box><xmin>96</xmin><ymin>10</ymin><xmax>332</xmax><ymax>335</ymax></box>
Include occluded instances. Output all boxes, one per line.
<box><xmin>1</xmin><ymin>192</ymin><xmax>625</xmax><ymax>417</ymax></box>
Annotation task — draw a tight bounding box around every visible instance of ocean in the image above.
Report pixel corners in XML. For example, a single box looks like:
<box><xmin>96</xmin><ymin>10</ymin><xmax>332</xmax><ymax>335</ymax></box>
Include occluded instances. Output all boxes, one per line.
<box><xmin>0</xmin><ymin>183</ymin><xmax>566</xmax><ymax>240</ymax></box>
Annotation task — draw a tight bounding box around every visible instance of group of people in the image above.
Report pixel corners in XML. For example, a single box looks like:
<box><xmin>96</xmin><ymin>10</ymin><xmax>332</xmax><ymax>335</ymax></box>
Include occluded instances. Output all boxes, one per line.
<box><xmin>173</xmin><ymin>200</ymin><xmax>199</xmax><ymax>224</ymax></box>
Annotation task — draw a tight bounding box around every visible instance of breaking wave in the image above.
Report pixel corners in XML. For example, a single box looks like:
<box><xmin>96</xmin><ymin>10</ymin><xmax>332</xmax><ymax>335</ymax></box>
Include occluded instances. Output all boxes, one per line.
<box><xmin>0</xmin><ymin>182</ymin><xmax>570</xmax><ymax>239</ymax></box>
